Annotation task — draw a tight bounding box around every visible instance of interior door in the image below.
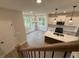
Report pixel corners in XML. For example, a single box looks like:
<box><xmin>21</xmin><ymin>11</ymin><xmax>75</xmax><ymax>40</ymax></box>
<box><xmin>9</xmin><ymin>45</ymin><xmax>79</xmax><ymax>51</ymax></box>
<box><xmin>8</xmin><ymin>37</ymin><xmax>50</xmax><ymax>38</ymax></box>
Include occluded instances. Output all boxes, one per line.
<box><xmin>0</xmin><ymin>20</ymin><xmax>17</xmax><ymax>57</ymax></box>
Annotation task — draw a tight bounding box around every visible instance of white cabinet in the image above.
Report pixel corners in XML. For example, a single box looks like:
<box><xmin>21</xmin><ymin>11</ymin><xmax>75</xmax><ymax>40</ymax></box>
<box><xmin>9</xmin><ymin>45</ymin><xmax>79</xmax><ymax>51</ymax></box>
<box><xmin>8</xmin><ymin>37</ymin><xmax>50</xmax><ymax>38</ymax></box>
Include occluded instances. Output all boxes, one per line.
<box><xmin>48</xmin><ymin>16</ymin><xmax>79</xmax><ymax>26</ymax></box>
<box><xmin>65</xmin><ymin>17</ymin><xmax>79</xmax><ymax>26</ymax></box>
<box><xmin>48</xmin><ymin>15</ymin><xmax>66</xmax><ymax>25</ymax></box>
<box><xmin>48</xmin><ymin>16</ymin><xmax>79</xmax><ymax>30</ymax></box>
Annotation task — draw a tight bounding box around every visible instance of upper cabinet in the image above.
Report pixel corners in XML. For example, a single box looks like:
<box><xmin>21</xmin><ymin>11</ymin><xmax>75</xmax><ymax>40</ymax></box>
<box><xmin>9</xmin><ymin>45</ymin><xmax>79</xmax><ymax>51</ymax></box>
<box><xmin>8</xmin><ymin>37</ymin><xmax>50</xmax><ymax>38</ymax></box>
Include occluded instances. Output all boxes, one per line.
<box><xmin>48</xmin><ymin>15</ymin><xmax>79</xmax><ymax>27</ymax></box>
<box><xmin>48</xmin><ymin>15</ymin><xmax>66</xmax><ymax>25</ymax></box>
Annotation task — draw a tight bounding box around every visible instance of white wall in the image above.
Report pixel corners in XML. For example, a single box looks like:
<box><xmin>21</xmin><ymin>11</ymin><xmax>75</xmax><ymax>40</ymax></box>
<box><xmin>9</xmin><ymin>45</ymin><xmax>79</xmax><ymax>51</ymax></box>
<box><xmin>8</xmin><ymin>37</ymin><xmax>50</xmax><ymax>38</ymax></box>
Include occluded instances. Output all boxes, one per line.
<box><xmin>0</xmin><ymin>8</ymin><xmax>26</xmax><ymax>57</ymax></box>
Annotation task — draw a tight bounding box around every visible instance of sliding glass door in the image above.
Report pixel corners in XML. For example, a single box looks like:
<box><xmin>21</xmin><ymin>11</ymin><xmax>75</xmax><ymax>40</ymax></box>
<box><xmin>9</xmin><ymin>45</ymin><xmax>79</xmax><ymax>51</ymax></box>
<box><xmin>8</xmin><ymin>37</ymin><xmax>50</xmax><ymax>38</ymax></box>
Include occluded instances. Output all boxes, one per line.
<box><xmin>23</xmin><ymin>15</ymin><xmax>47</xmax><ymax>33</ymax></box>
<box><xmin>23</xmin><ymin>16</ymin><xmax>35</xmax><ymax>33</ymax></box>
<box><xmin>37</xmin><ymin>16</ymin><xmax>47</xmax><ymax>31</ymax></box>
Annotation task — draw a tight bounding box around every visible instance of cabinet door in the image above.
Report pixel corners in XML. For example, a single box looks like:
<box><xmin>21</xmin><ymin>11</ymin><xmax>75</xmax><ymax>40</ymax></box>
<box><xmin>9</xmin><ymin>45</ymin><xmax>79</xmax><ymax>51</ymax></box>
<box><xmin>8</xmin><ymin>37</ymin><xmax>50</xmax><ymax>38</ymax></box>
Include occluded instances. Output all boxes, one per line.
<box><xmin>57</xmin><ymin>16</ymin><xmax>66</xmax><ymax>22</ymax></box>
<box><xmin>0</xmin><ymin>20</ymin><xmax>17</xmax><ymax>57</ymax></box>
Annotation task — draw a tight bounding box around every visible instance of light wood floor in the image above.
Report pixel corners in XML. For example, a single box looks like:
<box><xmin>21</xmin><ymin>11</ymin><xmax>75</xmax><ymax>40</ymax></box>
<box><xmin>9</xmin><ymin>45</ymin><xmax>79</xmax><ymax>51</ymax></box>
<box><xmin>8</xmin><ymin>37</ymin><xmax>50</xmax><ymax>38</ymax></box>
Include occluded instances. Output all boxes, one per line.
<box><xmin>4</xmin><ymin>30</ymin><xmax>79</xmax><ymax>58</ymax></box>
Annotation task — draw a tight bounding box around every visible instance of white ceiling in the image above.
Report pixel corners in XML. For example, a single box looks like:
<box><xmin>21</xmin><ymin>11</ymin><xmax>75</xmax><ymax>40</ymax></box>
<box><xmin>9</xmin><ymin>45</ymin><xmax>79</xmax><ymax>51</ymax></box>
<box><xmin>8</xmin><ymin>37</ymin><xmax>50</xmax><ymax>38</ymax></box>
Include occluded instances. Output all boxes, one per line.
<box><xmin>0</xmin><ymin>0</ymin><xmax>79</xmax><ymax>14</ymax></box>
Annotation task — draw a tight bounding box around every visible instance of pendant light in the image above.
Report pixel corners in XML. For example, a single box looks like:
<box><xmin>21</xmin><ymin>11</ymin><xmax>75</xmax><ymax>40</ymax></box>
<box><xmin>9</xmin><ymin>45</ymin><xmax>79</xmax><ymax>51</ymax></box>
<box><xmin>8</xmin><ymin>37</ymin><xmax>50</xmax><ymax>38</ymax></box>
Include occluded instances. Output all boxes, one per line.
<box><xmin>36</xmin><ymin>0</ymin><xmax>42</xmax><ymax>4</ymax></box>
<box><xmin>69</xmin><ymin>5</ymin><xmax>77</xmax><ymax>22</ymax></box>
<box><xmin>54</xmin><ymin>8</ymin><xmax>58</xmax><ymax>22</ymax></box>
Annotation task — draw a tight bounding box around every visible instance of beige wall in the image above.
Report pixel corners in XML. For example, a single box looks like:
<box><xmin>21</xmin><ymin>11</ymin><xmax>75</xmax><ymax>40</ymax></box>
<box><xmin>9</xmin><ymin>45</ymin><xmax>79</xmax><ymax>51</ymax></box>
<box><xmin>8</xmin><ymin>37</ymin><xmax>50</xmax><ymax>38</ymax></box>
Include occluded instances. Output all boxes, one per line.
<box><xmin>0</xmin><ymin>8</ymin><xmax>26</xmax><ymax>57</ymax></box>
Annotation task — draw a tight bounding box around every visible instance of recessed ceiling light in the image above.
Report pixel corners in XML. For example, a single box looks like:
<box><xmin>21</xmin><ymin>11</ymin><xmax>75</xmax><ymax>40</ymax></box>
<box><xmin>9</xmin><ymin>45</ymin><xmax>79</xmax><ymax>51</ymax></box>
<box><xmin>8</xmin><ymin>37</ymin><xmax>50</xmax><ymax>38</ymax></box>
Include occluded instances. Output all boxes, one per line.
<box><xmin>69</xmin><ymin>20</ymin><xmax>72</xmax><ymax>23</ymax></box>
<box><xmin>36</xmin><ymin>0</ymin><xmax>42</xmax><ymax>4</ymax></box>
<box><xmin>69</xmin><ymin>18</ymin><xmax>72</xmax><ymax>23</ymax></box>
<box><xmin>54</xmin><ymin>18</ymin><xmax>56</xmax><ymax>22</ymax></box>
<box><xmin>63</xmin><ymin>11</ymin><xmax>66</xmax><ymax>13</ymax></box>
<box><xmin>54</xmin><ymin>20</ymin><xmax>56</xmax><ymax>22</ymax></box>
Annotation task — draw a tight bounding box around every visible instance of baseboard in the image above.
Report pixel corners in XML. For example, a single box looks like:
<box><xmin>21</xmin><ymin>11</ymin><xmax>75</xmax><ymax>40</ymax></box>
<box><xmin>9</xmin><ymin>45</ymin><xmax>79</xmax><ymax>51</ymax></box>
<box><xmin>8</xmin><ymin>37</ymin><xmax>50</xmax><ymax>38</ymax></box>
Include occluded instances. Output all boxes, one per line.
<box><xmin>3</xmin><ymin>47</ymin><xmax>17</xmax><ymax>58</ymax></box>
<box><xmin>4</xmin><ymin>41</ymin><xmax>27</xmax><ymax>58</ymax></box>
<box><xmin>4</xmin><ymin>48</ymin><xmax>19</xmax><ymax>58</ymax></box>
<box><xmin>19</xmin><ymin>41</ymin><xmax>27</xmax><ymax>46</ymax></box>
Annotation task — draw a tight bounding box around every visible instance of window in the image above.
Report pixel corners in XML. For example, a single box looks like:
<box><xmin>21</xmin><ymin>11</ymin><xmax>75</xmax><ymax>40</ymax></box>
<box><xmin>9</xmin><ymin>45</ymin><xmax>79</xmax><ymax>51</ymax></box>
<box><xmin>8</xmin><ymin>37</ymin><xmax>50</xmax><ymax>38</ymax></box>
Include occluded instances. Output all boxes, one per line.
<box><xmin>23</xmin><ymin>16</ymin><xmax>31</xmax><ymax>29</ymax></box>
<box><xmin>23</xmin><ymin>16</ymin><xmax>35</xmax><ymax>33</ymax></box>
<box><xmin>23</xmin><ymin>15</ymin><xmax>47</xmax><ymax>32</ymax></box>
<box><xmin>38</xmin><ymin>16</ymin><xmax>45</xmax><ymax>27</ymax></box>
<box><xmin>38</xmin><ymin>16</ymin><xmax>47</xmax><ymax>31</ymax></box>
